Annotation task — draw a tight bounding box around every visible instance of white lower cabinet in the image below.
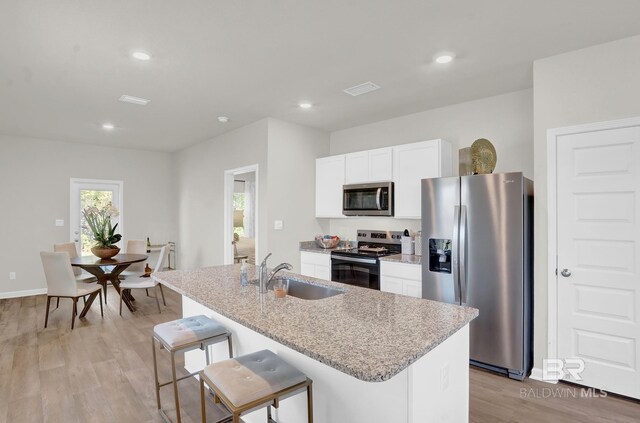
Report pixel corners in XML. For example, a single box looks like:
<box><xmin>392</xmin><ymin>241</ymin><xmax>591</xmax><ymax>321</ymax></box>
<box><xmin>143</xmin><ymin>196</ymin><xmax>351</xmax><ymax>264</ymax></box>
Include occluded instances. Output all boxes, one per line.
<box><xmin>300</xmin><ymin>251</ymin><xmax>331</xmax><ymax>281</ymax></box>
<box><xmin>380</xmin><ymin>261</ymin><xmax>422</xmax><ymax>298</ymax></box>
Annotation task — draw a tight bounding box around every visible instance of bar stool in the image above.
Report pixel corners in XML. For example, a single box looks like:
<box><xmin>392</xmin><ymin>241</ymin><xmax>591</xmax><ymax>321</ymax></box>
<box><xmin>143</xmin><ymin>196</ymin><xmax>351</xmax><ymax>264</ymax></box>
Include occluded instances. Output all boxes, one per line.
<box><xmin>152</xmin><ymin>315</ymin><xmax>233</xmax><ymax>423</ymax></box>
<box><xmin>199</xmin><ymin>349</ymin><xmax>313</xmax><ymax>423</ymax></box>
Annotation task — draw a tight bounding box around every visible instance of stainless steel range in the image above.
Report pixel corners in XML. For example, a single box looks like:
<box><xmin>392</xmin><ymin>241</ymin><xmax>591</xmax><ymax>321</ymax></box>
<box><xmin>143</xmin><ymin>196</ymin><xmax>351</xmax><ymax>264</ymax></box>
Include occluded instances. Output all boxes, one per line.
<box><xmin>331</xmin><ymin>230</ymin><xmax>403</xmax><ymax>290</ymax></box>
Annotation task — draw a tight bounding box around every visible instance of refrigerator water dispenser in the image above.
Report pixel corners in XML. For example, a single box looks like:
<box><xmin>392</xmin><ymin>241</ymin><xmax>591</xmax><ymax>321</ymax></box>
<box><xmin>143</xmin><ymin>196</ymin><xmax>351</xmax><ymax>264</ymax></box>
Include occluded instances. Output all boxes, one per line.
<box><xmin>428</xmin><ymin>239</ymin><xmax>452</xmax><ymax>273</ymax></box>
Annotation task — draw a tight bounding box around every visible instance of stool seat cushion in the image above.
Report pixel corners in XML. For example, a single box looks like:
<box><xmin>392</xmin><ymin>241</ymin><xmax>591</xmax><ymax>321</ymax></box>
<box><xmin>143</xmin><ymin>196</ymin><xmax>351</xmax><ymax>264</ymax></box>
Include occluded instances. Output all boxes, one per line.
<box><xmin>203</xmin><ymin>349</ymin><xmax>307</xmax><ymax>407</ymax></box>
<box><xmin>154</xmin><ymin>315</ymin><xmax>228</xmax><ymax>348</ymax></box>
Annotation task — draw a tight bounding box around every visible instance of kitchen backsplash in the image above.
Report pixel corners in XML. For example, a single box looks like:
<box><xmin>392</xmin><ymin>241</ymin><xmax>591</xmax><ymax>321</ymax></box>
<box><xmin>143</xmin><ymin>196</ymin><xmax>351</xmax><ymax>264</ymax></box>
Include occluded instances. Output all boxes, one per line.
<box><xmin>326</xmin><ymin>217</ymin><xmax>421</xmax><ymax>244</ymax></box>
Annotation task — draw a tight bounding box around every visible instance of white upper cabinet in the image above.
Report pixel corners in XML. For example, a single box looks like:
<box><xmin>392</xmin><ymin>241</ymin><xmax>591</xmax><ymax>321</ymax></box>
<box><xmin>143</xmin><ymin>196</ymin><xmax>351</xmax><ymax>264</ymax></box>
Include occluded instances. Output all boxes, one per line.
<box><xmin>345</xmin><ymin>147</ymin><xmax>393</xmax><ymax>184</ymax></box>
<box><xmin>344</xmin><ymin>151</ymin><xmax>369</xmax><ymax>183</ymax></box>
<box><xmin>315</xmin><ymin>155</ymin><xmax>346</xmax><ymax>218</ymax></box>
<box><xmin>393</xmin><ymin>139</ymin><xmax>452</xmax><ymax>218</ymax></box>
<box><xmin>368</xmin><ymin>147</ymin><xmax>393</xmax><ymax>181</ymax></box>
<box><xmin>315</xmin><ymin>140</ymin><xmax>450</xmax><ymax>219</ymax></box>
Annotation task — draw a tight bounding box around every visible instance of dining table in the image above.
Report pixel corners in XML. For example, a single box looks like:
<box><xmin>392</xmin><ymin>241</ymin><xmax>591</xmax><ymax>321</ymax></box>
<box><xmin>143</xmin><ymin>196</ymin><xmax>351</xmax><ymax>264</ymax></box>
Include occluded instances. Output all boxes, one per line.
<box><xmin>70</xmin><ymin>254</ymin><xmax>147</xmax><ymax>312</ymax></box>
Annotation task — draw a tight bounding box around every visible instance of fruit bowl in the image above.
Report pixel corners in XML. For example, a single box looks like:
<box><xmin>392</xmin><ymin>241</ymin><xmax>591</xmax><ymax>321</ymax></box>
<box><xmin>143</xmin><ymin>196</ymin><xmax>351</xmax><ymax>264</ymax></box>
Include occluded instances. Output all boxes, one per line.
<box><xmin>315</xmin><ymin>235</ymin><xmax>340</xmax><ymax>249</ymax></box>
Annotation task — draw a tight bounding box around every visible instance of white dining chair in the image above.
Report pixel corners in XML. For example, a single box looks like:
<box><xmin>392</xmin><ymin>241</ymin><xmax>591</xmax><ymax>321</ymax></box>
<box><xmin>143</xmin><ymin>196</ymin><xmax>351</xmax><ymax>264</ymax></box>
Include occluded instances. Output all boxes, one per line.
<box><xmin>119</xmin><ymin>244</ymin><xmax>168</xmax><ymax>316</ymax></box>
<box><xmin>53</xmin><ymin>242</ymin><xmax>97</xmax><ymax>283</ymax></box>
<box><xmin>40</xmin><ymin>251</ymin><xmax>104</xmax><ymax>330</ymax></box>
<box><xmin>120</xmin><ymin>239</ymin><xmax>147</xmax><ymax>276</ymax></box>
<box><xmin>119</xmin><ymin>239</ymin><xmax>148</xmax><ymax>291</ymax></box>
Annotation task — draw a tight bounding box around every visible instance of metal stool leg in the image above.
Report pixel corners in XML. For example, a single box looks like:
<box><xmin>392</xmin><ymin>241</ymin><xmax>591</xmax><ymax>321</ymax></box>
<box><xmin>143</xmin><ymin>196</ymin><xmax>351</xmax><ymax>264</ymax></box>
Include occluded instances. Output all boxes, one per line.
<box><xmin>267</xmin><ymin>405</ymin><xmax>276</xmax><ymax>423</ymax></box>
<box><xmin>200</xmin><ymin>376</ymin><xmax>206</xmax><ymax>423</ymax></box>
<box><xmin>307</xmin><ymin>382</ymin><xmax>314</xmax><ymax>423</ymax></box>
<box><xmin>171</xmin><ymin>351</ymin><xmax>182</xmax><ymax>423</ymax></box>
<box><xmin>152</xmin><ymin>337</ymin><xmax>162</xmax><ymax>411</ymax></box>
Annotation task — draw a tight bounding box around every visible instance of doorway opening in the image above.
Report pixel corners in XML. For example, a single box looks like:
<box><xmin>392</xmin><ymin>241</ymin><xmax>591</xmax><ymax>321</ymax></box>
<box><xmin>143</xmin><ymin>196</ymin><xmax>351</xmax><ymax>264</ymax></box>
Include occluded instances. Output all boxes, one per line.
<box><xmin>224</xmin><ymin>165</ymin><xmax>258</xmax><ymax>265</ymax></box>
<box><xmin>70</xmin><ymin>179</ymin><xmax>123</xmax><ymax>255</ymax></box>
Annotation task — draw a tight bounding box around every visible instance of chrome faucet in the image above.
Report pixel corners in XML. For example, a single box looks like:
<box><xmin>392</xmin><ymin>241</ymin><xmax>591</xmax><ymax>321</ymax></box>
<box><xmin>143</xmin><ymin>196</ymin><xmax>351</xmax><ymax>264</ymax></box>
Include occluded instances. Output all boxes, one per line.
<box><xmin>258</xmin><ymin>253</ymin><xmax>293</xmax><ymax>293</ymax></box>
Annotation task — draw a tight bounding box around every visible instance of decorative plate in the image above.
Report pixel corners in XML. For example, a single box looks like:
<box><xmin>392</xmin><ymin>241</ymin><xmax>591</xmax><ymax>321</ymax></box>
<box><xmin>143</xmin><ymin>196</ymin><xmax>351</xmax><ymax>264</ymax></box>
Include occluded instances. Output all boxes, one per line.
<box><xmin>471</xmin><ymin>138</ymin><xmax>497</xmax><ymax>174</ymax></box>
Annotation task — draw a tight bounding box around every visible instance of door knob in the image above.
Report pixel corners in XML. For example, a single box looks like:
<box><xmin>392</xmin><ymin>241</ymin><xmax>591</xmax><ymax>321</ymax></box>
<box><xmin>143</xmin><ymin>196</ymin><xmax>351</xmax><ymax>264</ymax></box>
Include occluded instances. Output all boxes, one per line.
<box><xmin>561</xmin><ymin>269</ymin><xmax>572</xmax><ymax>277</ymax></box>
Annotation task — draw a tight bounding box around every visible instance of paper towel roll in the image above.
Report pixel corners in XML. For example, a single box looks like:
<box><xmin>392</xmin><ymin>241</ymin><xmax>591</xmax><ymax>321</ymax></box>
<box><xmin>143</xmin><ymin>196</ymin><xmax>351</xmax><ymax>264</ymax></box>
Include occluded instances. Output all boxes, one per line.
<box><xmin>401</xmin><ymin>236</ymin><xmax>414</xmax><ymax>255</ymax></box>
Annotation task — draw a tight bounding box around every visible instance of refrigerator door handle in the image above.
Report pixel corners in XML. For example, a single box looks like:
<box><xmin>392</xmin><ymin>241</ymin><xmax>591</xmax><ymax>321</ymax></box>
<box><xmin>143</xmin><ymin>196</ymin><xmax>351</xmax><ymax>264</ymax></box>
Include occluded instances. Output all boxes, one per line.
<box><xmin>376</xmin><ymin>188</ymin><xmax>382</xmax><ymax>210</ymax></box>
<box><xmin>459</xmin><ymin>205</ymin><xmax>468</xmax><ymax>304</ymax></box>
<box><xmin>452</xmin><ymin>205</ymin><xmax>461</xmax><ymax>303</ymax></box>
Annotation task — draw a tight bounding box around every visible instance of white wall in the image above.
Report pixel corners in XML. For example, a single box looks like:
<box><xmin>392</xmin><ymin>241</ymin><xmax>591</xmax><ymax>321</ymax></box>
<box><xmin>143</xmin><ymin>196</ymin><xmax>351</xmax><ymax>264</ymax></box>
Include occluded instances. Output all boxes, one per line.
<box><xmin>175</xmin><ymin>118</ymin><xmax>330</xmax><ymax>272</ymax></box>
<box><xmin>532</xmin><ymin>35</ymin><xmax>640</xmax><ymax>369</ymax></box>
<box><xmin>328</xmin><ymin>89</ymin><xmax>533</xmax><ymax>241</ymax></box>
<box><xmin>175</xmin><ymin>119</ymin><xmax>269</xmax><ymax>270</ymax></box>
<box><xmin>267</xmin><ymin>118</ymin><xmax>329</xmax><ymax>271</ymax></box>
<box><xmin>0</xmin><ymin>134</ymin><xmax>176</xmax><ymax>297</ymax></box>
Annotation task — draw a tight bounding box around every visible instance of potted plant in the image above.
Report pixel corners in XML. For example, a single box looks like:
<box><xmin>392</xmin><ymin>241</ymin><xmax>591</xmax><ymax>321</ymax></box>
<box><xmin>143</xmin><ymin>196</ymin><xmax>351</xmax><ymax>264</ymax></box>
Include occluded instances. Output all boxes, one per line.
<box><xmin>83</xmin><ymin>204</ymin><xmax>122</xmax><ymax>259</ymax></box>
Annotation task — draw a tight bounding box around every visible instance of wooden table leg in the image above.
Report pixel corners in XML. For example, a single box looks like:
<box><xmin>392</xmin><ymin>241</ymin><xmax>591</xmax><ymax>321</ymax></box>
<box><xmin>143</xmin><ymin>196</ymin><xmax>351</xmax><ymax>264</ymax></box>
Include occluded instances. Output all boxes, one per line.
<box><xmin>109</xmin><ymin>274</ymin><xmax>135</xmax><ymax>312</ymax></box>
<box><xmin>76</xmin><ymin>262</ymin><xmax>142</xmax><ymax>312</ymax></box>
<box><xmin>78</xmin><ymin>291</ymin><xmax>99</xmax><ymax>318</ymax></box>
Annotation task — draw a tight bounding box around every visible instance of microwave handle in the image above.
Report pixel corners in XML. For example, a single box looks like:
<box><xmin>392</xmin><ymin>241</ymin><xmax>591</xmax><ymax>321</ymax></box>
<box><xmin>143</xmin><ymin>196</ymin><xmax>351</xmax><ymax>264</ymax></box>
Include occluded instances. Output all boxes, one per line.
<box><xmin>376</xmin><ymin>188</ymin><xmax>382</xmax><ymax>210</ymax></box>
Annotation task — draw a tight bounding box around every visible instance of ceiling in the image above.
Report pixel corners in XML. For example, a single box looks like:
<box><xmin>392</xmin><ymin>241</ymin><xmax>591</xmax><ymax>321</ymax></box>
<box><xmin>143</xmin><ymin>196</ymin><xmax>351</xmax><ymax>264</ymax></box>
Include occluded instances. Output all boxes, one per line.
<box><xmin>1</xmin><ymin>1</ymin><xmax>640</xmax><ymax>152</ymax></box>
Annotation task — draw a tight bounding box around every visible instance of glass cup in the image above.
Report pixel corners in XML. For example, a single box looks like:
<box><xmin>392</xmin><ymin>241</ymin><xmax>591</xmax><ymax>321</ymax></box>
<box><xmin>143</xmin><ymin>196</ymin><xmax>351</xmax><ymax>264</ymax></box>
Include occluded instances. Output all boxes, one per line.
<box><xmin>273</xmin><ymin>279</ymin><xmax>287</xmax><ymax>298</ymax></box>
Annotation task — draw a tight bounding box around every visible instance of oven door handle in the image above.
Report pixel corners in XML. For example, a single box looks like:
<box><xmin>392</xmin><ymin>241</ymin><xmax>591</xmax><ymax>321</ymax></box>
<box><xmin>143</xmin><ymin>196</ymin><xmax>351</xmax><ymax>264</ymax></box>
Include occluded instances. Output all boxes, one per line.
<box><xmin>332</xmin><ymin>256</ymin><xmax>378</xmax><ymax>265</ymax></box>
<box><xmin>376</xmin><ymin>187</ymin><xmax>382</xmax><ymax>210</ymax></box>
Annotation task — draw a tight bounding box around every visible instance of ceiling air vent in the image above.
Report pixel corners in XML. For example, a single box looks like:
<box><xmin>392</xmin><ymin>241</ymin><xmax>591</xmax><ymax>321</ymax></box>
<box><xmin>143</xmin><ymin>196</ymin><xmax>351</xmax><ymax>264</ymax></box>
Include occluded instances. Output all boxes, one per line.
<box><xmin>119</xmin><ymin>95</ymin><xmax>150</xmax><ymax>106</ymax></box>
<box><xmin>343</xmin><ymin>81</ymin><xmax>381</xmax><ymax>97</ymax></box>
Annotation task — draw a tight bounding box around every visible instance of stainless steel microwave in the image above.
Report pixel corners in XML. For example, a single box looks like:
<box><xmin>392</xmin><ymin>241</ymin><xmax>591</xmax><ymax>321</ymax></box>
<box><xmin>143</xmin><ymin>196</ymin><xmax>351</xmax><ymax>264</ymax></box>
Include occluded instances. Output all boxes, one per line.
<box><xmin>342</xmin><ymin>182</ymin><xmax>394</xmax><ymax>216</ymax></box>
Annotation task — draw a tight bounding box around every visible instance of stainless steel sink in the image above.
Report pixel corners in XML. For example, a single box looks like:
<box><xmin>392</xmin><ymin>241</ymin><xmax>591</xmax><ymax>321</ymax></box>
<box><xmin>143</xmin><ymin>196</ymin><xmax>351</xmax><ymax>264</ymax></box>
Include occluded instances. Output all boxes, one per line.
<box><xmin>270</xmin><ymin>278</ymin><xmax>344</xmax><ymax>300</ymax></box>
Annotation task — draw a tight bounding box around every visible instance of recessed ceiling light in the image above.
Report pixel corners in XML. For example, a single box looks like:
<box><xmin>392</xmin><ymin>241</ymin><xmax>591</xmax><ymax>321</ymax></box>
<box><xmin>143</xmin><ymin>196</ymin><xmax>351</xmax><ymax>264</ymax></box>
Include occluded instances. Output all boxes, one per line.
<box><xmin>435</xmin><ymin>54</ymin><xmax>454</xmax><ymax>64</ymax></box>
<box><xmin>217</xmin><ymin>116</ymin><xmax>229</xmax><ymax>123</ymax></box>
<box><xmin>102</xmin><ymin>123</ymin><xmax>114</xmax><ymax>130</ymax></box>
<box><xmin>299</xmin><ymin>102</ymin><xmax>313</xmax><ymax>109</ymax></box>
<box><xmin>119</xmin><ymin>94</ymin><xmax>150</xmax><ymax>106</ymax></box>
<box><xmin>132</xmin><ymin>51</ymin><xmax>151</xmax><ymax>61</ymax></box>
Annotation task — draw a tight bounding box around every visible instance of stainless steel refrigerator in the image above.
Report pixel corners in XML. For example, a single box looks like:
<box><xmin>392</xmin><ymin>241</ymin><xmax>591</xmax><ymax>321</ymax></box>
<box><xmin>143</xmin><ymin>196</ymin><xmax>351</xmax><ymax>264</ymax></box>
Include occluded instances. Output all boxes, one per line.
<box><xmin>421</xmin><ymin>172</ymin><xmax>533</xmax><ymax>380</ymax></box>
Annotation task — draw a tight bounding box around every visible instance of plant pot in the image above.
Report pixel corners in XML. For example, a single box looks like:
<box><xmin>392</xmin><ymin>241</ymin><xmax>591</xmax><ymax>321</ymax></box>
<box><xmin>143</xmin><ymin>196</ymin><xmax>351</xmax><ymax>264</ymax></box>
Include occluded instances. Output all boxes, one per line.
<box><xmin>91</xmin><ymin>246</ymin><xmax>121</xmax><ymax>260</ymax></box>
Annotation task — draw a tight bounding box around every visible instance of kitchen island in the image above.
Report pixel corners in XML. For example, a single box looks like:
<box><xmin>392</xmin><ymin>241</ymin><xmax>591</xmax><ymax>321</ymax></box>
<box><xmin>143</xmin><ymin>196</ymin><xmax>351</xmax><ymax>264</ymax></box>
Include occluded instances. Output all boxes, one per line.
<box><xmin>154</xmin><ymin>264</ymin><xmax>478</xmax><ymax>423</ymax></box>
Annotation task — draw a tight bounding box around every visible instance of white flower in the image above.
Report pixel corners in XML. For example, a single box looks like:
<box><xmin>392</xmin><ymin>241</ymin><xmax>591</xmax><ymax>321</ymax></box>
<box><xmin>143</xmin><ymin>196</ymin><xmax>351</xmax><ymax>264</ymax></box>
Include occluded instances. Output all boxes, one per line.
<box><xmin>107</xmin><ymin>205</ymin><xmax>120</xmax><ymax>218</ymax></box>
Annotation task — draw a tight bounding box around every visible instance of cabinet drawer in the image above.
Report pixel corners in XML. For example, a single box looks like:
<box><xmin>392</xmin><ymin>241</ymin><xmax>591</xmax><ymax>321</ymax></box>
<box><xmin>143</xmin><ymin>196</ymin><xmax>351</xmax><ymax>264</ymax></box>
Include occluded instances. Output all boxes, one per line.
<box><xmin>300</xmin><ymin>251</ymin><xmax>331</xmax><ymax>266</ymax></box>
<box><xmin>380</xmin><ymin>275</ymin><xmax>404</xmax><ymax>295</ymax></box>
<box><xmin>380</xmin><ymin>261</ymin><xmax>421</xmax><ymax>280</ymax></box>
<box><xmin>403</xmin><ymin>280</ymin><xmax>422</xmax><ymax>298</ymax></box>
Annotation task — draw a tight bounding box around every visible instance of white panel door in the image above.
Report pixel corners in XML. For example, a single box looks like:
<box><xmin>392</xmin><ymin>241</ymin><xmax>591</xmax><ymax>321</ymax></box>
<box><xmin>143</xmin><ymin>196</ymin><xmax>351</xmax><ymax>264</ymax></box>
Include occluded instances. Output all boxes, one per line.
<box><xmin>557</xmin><ymin>125</ymin><xmax>640</xmax><ymax>398</ymax></box>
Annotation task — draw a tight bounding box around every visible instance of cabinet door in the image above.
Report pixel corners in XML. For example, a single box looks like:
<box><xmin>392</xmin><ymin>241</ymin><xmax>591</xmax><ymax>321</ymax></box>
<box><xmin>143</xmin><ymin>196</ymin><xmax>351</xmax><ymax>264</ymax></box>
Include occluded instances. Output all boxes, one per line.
<box><xmin>403</xmin><ymin>280</ymin><xmax>422</xmax><ymax>298</ymax></box>
<box><xmin>368</xmin><ymin>147</ymin><xmax>393</xmax><ymax>181</ymax></box>
<box><xmin>316</xmin><ymin>155</ymin><xmax>346</xmax><ymax>218</ymax></box>
<box><xmin>345</xmin><ymin>151</ymin><xmax>369</xmax><ymax>184</ymax></box>
<box><xmin>380</xmin><ymin>275</ymin><xmax>404</xmax><ymax>295</ymax></box>
<box><xmin>315</xmin><ymin>265</ymin><xmax>331</xmax><ymax>281</ymax></box>
<box><xmin>300</xmin><ymin>262</ymin><xmax>315</xmax><ymax>278</ymax></box>
<box><xmin>394</xmin><ymin>140</ymin><xmax>448</xmax><ymax>218</ymax></box>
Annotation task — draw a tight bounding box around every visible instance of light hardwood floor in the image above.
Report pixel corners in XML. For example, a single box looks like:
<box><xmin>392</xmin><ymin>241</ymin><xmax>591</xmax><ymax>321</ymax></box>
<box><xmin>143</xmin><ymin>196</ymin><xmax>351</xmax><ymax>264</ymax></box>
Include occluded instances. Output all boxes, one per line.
<box><xmin>0</xmin><ymin>287</ymin><xmax>638</xmax><ymax>423</ymax></box>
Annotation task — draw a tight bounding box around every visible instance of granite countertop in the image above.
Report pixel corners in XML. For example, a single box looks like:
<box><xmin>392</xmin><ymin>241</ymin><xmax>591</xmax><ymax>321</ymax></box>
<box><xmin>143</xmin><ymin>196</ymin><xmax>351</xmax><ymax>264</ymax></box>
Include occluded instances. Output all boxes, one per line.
<box><xmin>379</xmin><ymin>254</ymin><xmax>422</xmax><ymax>265</ymax></box>
<box><xmin>299</xmin><ymin>240</ymin><xmax>352</xmax><ymax>254</ymax></box>
<box><xmin>300</xmin><ymin>241</ymin><xmax>422</xmax><ymax>264</ymax></box>
<box><xmin>154</xmin><ymin>264</ymin><xmax>477</xmax><ymax>382</ymax></box>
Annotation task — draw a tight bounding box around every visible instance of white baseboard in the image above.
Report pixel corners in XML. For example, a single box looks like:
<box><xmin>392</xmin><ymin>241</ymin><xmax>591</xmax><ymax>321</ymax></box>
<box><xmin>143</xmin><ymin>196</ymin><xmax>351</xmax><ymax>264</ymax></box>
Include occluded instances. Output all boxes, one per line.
<box><xmin>0</xmin><ymin>288</ymin><xmax>47</xmax><ymax>299</ymax></box>
<box><xmin>529</xmin><ymin>367</ymin><xmax>559</xmax><ymax>384</ymax></box>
